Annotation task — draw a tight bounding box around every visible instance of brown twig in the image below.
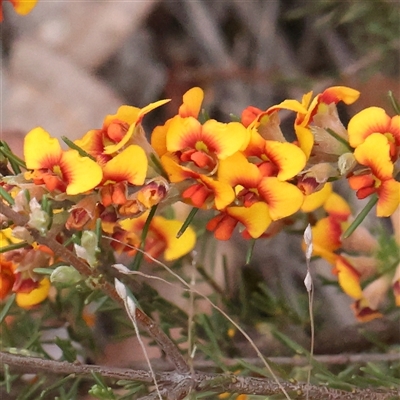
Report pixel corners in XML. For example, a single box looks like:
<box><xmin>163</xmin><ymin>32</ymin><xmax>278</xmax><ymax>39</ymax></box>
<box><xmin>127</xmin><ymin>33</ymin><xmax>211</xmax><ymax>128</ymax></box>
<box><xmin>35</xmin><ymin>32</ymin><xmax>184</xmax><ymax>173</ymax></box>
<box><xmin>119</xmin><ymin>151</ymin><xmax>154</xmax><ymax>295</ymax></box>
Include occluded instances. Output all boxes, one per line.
<box><xmin>0</xmin><ymin>202</ymin><xmax>190</xmax><ymax>375</ymax></box>
<box><xmin>1</xmin><ymin>352</ymin><xmax>399</xmax><ymax>400</ymax></box>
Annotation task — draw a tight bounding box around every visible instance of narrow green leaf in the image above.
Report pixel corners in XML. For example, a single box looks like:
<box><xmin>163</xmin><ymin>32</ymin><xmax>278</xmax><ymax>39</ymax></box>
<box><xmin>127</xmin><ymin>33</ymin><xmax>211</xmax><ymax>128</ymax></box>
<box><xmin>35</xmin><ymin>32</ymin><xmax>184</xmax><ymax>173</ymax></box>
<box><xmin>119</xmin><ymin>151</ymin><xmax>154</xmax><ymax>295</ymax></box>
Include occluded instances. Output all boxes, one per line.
<box><xmin>388</xmin><ymin>90</ymin><xmax>400</xmax><ymax>115</ymax></box>
<box><xmin>245</xmin><ymin>238</ymin><xmax>256</xmax><ymax>264</ymax></box>
<box><xmin>61</xmin><ymin>136</ymin><xmax>96</xmax><ymax>160</ymax></box>
<box><xmin>40</xmin><ymin>375</ymin><xmax>75</xmax><ymax>399</ymax></box>
<box><xmin>131</xmin><ymin>205</ymin><xmax>158</xmax><ymax>270</ymax></box>
<box><xmin>326</xmin><ymin>128</ymin><xmax>353</xmax><ymax>151</ymax></box>
<box><xmin>0</xmin><ymin>294</ymin><xmax>16</xmax><ymax>324</ymax></box>
<box><xmin>0</xmin><ymin>186</ymin><xmax>15</xmax><ymax>205</ymax></box>
<box><xmin>33</xmin><ymin>268</ymin><xmax>54</xmax><ymax>275</ymax></box>
<box><xmin>149</xmin><ymin>153</ymin><xmax>169</xmax><ymax>180</ymax></box>
<box><xmin>0</xmin><ymin>241</ymin><xmax>28</xmax><ymax>253</ymax></box>
<box><xmin>4</xmin><ymin>364</ymin><xmax>12</xmax><ymax>393</ymax></box>
<box><xmin>343</xmin><ymin>195</ymin><xmax>378</xmax><ymax>239</ymax></box>
<box><xmin>177</xmin><ymin>207</ymin><xmax>198</xmax><ymax>238</ymax></box>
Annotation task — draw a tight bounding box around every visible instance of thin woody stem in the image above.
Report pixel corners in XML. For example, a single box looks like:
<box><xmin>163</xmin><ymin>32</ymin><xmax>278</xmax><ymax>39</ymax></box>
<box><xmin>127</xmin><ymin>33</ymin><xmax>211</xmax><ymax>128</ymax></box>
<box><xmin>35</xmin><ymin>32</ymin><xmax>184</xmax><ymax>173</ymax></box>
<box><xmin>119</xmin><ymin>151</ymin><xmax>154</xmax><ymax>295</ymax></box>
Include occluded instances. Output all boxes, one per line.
<box><xmin>1</xmin><ymin>352</ymin><xmax>399</xmax><ymax>400</ymax></box>
<box><xmin>0</xmin><ymin>202</ymin><xmax>190</xmax><ymax>375</ymax></box>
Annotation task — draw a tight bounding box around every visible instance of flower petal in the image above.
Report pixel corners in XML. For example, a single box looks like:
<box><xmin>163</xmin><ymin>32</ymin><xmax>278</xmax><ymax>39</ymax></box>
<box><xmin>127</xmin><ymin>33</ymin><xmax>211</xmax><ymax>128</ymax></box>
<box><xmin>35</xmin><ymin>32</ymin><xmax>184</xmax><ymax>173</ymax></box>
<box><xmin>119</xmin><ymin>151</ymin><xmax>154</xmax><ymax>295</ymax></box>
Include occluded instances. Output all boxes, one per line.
<box><xmin>102</xmin><ymin>145</ymin><xmax>147</xmax><ymax>186</ymax></box>
<box><xmin>258</xmin><ymin>177</ymin><xmax>304</xmax><ymax>220</ymax></box>
<box><xmin>311</xmin><ymin>216</ymin><xmax>342</xmax><ymax>264</ymax></box>
<box><xmin>104</xmin><ymin>99</ymin><xmax>170</xmax><ymax>154</ymax></box>
<box><xmin>13</xmin><ymin>0</ymin><xmax>38</xmax><ymax>15</ymax></box>
<box><xmin>24</xmin><ymin>127</ymin><xmax>62</xmax><ymax>170</ymax></box>
<box><xmin>152</xmin><ymin>217</ymin><xmax>196</xmax><ymax>261</ymax></box>
<box><xmin>376</xmin><ymin>179</ymin><xmax>400</xmax><ymax>217</ymax></box>
<box><xmin>60</xmin><ymin>151</ymin><xmax>103</xmax><ymax>195</ymax></box>
<box><xmin>226</xmin><ymin>202</ymin><xmax>271</xmax><ymax>238</ymax></box>
<box><xmin>16</xmin><ymin>278</ymin><xmax>50</xmax><ymax>308</ymax></box>
<box><xmin>348</xmin><ymin>107</ymin><xmax>398</xmax><ymax>148</ymax></box>
<box><xmin>199</xmin><ymin>175</ymin><xmax>235</xmax><ymax>210</ymax></box>
<box><xmin>319</xmin><ymin>86</ymin><xmax>360</xmax><ymax>106</ymax></box>
<box><xmin>335</xmin><ymin>256</ymin><xmax>362</xmax><ymax>299</ymax></box>
<box><xmin>264</xmin><ymin>140</ymin><xmax>306</xmax><ymax>180</ymax></box>
<box><xmin>103</xmin><ymin>105</ymin><xmax>141</xmax><ymax>127</ymax></box>
<box><xmin>324</xmin><ymin>192</ymin><xmax>351</xmax><ymax>221</ymax></box>
<box><xmin>301</xmin><ymin>182</ymin><xmax>332</xmax><ymax>212</ymax></box>
<box><xmin>74</xmin><ymin>129</ymin><xmax>109</xmax><ymax>164</ymax></box>
<box><xmin>179</xmin><ymin>87</ymin><xmax>204</xmax><ymax>118</ymax></box>
<box><xmin>218</xmin><ymin>152</ymin><xmax>261</xmax><ymax>188</ymax></box>
<box><xmin>353</xmin><ymin>133</ymin><xmax>393</xmax><ymax>179</ymax></box>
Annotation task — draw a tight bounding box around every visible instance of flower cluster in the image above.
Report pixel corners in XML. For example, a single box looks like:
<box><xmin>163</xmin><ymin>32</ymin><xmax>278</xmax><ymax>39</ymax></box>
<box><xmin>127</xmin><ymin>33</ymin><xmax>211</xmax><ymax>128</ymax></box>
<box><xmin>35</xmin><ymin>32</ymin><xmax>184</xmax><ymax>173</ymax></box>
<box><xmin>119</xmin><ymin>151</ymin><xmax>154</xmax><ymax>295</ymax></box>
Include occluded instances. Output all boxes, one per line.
<box><xmin>0</xmin><ymin>84</ymin><xmax>399</xmax><ymax>321</ymax></box>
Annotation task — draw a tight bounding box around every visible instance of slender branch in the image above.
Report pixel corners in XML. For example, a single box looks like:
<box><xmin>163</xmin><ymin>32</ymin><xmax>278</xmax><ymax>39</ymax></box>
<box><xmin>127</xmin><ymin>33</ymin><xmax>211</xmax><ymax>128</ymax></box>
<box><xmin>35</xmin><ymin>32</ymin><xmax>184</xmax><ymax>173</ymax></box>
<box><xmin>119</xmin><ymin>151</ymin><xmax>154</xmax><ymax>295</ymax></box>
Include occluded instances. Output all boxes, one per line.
<box><xmin>0</xmin><ymin>202</ymin><xmax>190</xmax><ymax>375</ymax></box>
<box><xmin>1</xmin><ymin>352</ymin><xmax>399</xmax><ymax>400</ymax></box>
<box><xmin>129</xmin><ymin>352</ymin><xmax>400</xmax><ymax>370</ymax></box>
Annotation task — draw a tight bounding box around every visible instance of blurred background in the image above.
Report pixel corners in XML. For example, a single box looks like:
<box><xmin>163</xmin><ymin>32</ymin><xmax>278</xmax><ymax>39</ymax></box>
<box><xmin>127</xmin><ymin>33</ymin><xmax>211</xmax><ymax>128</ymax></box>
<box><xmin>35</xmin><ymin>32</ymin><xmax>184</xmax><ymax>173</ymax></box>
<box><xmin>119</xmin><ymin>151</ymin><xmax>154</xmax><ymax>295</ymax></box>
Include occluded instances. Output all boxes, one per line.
<box><xmin>1</xmin><ymin>0</ymin><xmax>399</xmax><ymax>369</ymax></box>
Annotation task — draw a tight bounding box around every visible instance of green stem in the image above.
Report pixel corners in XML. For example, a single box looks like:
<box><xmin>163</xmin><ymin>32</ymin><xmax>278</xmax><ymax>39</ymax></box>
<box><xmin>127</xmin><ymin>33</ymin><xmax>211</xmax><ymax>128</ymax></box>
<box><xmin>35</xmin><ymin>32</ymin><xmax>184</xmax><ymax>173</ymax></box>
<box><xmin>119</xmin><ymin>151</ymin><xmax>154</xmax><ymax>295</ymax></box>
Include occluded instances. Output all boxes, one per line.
<box><xmin>245</xmin><ymin>238</ymin><xmax>256</xmax><ymax>265</ymax></box>
<box><xmin>177</xmin><ymin>207</ymin><xmax>198</xmax><ymax>238</ymax></box>
<box><xmin>149</xmin><ymin>153</ymin><xmax>169</xmax><ymax>181</ymax></box>
<box><xmin>131</xmin><ymin>205</ymin><xmax>158</xmax><ymax>270</ymax></box>
<box><xmin>325</xmin><ymin>128</ymin><xmax>352</xmax><ymax>151</ymax></box>
<box><xmin>343</xmin><ymin>195</ymin><xmax>378</xmax><ymax>239</ymax></box>
<box><xmin>0</xmin><ymin>186</ymin><xmax>15</xmax><ymax>205</ymax></box>
<box><xmin>388</xmin><ymin>91</ymin><xmax>400</xmax><ymax>115</ymax></box>
<box><xmin>0</xmin><ymin>142</ymin><xmax>26</xmax><ymax>173</ymax></box>
<box><xmin>0</xmin><ymin>241</ymin><xmax>28</xmax><ymax>253</ymax></box>
<box><xmin>61</xmin><ymin>136</ymin><xmax>96</xmax><ymax>161</ymax></box>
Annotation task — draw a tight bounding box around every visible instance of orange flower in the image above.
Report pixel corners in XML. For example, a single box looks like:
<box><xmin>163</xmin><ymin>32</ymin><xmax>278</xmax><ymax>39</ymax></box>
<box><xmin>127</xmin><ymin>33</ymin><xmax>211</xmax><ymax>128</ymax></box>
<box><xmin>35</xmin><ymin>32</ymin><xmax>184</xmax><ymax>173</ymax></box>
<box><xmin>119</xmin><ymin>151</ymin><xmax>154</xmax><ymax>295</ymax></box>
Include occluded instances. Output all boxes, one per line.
<box><xmin>0</xmin><ymin>0</ymin><xmax>37</xmax><ymax>21</ymax></box>
<box><xmin>75</xmin><ymin>100</ymin><xmax>169</xmax><ymax>164</ymax></box>
<box><xmin>118</xmin><ymin>214</ymin><xmax>196</xmax><ymax>261</ymax></box>
<box><xmin>348</xmin><ymin>133</ymin><xmax>400</xmax><ymax>217</ymax></box>
<box><xmin>0</xmin><ymin>256</ymin><xmax>15</xmax><ymax>300</ymax></box>
<box><xmin>348</xmin><ymin>107</ymin><xmax>400</xmax><ymax>154</ymax></box>
<box><xmin>24</xmin><ymin>127</ymin><xmax>103</xmax><ymax>195</ymax></box>
<box><xmin>151</xmin><ymin>87</ymin><xmax>204</xmax><ymax>157</ymax></box>
<box><xmin>207</xmin><ymin>202</ymin><xmax>271</xmax><ymax>240</ymax></box>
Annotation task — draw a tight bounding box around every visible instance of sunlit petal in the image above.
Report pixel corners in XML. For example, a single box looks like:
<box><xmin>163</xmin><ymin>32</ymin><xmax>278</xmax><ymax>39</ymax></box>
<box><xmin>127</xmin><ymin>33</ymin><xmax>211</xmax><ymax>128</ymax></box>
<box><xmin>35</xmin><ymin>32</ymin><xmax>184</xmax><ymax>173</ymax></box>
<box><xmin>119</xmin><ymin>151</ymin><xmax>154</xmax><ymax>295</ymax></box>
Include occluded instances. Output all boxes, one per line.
<box><xmin>74</xmin><ymin>129</ymin><xmax>109</xmax><ymax>164</ymax></box>
<box><xmin>16</xmin><ymin>278</ymin><xmax>50</xmax><ymax>308</ymax></box>
<box><xmin>102</xmin><ymin>145</ymin><xmax>147</xmax><ymax>186</ymax></box>
<box><xmin>311</xmin><ymin>216</ymin><xmax>342</xmax><ymax>264</ymax></box>
<box><xmin>104</xmin><ymin>99</ymin><xmax>170</xmax><ymax>154</ymax></box>
<box><xmin>13</xmin><ymin>0</ymin><xmax>38</xmax><ymax>15</ymax></box>
<box><xmin>24</xmin><ymin>127</ymin><xmax>62</xmax><ymax>170</ymax></box>
<box><xmin>258</xmin><ymin>177</ymin><xmax>304</xmax><ymax>220</ymax></box>
<box><xmin>179</xmin><ymin>87</ymin><xmax>204</xmax><ymax>118</ymax></box>
<box><xmin>353</xmin><ymin>133</ymin><xmax>393</xmax><ymax>179</ymax></box>
<box><xmin>376</xmin><ymin>179</ymin><xmax>400</xmax><ymax>217</ymax></box>
<box><xmin>348</xmin><ymin>107</ymin><xmax>398</xmax><ymax>148</ymax></box>
<box><xmin>301</xmin><ymin>182</ymin><xmax>332</xmax><ymax>212</ymax></box>
<box><xmin>226</xmin><ymin>202</ymin><xmax>271</xmax><ymax>238</ymax></box>
<box><xmin>335</xmin><ymin>256</ymin><xmax>362</xmax><ymax>299</ymax></box>
<box><xmin>218</xmin><ymin>152</ymin><xmax>261</xmax><ymax>188</ymax></box>
<box><xmin>319</xmin><ymin>86</ymin><xmax>360</xmax><ymax>106</ymax></box>
<box><xmin>199</xmin><ymin>175</ymin><xmax>235</xmax><ymax>210</ymax></box>
<box><xmin>294</xmin><ymin>125</ymin><xmax>314</xmax><ymax>160</ymax></box>
<box><xmin>152</xmin><ymin>217</ymin><xmax>196</xmax><ymax>261</ymax></box>
<box><xmin>324</xmin><ymin>192</ymin><xmax>351</xmax><ymax>221</ymax></box>
<box><xmin>103</xmin><ymin>105</ymin><xmax>140</xmax><ymax>127</ymax></box>
<box><xmin>60</xmin><ymin>151</ymin><xmax>103</xmax><ymax>195</ymax></box>
<box><xmin>264</xmin><ymin>140</ymin><xmax>306</xmax><ymax>180</ymax></box>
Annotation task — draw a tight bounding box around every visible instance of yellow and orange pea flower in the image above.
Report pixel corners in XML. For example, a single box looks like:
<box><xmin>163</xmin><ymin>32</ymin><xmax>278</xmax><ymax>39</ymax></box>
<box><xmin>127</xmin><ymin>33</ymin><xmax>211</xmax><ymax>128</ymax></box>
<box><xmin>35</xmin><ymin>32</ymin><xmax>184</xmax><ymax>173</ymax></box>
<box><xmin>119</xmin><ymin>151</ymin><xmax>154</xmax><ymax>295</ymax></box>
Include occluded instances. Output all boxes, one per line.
<box><xmin>348</xmin><ymin>133</ymin><xmax>400</xmax><ymax>217</ymax></box>
<box><xmin>114</xmin><ymin>213</ymin><xmax>196</xmax><ymax>262</ymax></box>
<box><xmin>242</xmin><ymin>86</ymin><xmax>360</xmax><ymax>159</ymax></box>
<box><xmin>0</xmin><ymin>0</ymin><xmax>37</xmax><ymax>21</ymax></box>
<box><xmin>24</xmin><ymin>127</ymin><xmax>103</xmax><ymax>196</ymax></box>
<box><xmin>0</xmin><ymin>247</ymin><xmax>51</xmax><ymax>308</ymax></box>
<box><xmin>347</xmin><ymin>107</ymin><xmax>400</xmax><ymax>217</ymax></box>
<box><xmin>74</xmin><ymin>100</ymin><xmax>170</xmax><ymax>166</ymax></box>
